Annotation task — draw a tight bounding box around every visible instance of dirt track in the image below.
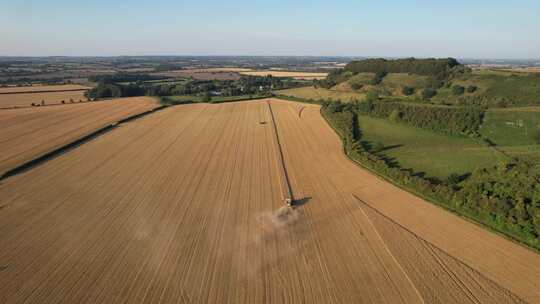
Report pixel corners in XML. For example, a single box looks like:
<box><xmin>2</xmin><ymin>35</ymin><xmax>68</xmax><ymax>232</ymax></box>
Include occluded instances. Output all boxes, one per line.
<box><xmin>0</xmin><ymin>97</ymin><xmax>158</xmax><ymax>176</ymax></box>
<box><xmin>0</xmin><ymin>99</ymin><xmax>539</xmax><ymax>303</ymax></box>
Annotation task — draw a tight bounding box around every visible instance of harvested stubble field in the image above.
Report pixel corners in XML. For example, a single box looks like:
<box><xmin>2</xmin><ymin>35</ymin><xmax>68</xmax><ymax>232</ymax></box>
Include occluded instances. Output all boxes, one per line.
<box><xmin>0</xmin><ymin>84</ymin><xmax>90</xmax><ymax>94</ymax></box>
<box><xmin>0</xmin><ymin>98</ymin><xmax>539</xmax><ymax>303</ymax></box>
<box><xmin>0</xmin><ymin>97</ymin><xmax>158</xmax><ymax>176</ymax></box>
<box><xmin>0</xmin><ymin>91</ymin><xmax>89</xmax><ymax>109</ymax></box>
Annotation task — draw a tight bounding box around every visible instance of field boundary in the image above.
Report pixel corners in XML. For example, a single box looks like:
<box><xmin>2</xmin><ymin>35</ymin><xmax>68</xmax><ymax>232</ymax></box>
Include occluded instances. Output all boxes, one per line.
<box><xmin>0</xmin><ymin>89</ymin><xmax>88</xmax><ymax>95</ymax></box>
<box><xmin>322</xmin><ymin>104</ymin><xmax>540</xmax><ymax>253</ymax></box>
<box><xmin>0</xmin><ymin>105</ymin><xmax>168</xmax><ymax>181</ymax></box>
<box><xmin>273</xmin><ymin>97</ymin><xmax>540</xmax><ymax>253</ymax></box>
<box><xmin>0</xmin><ymin>98</ymin><xmax>119</xmax><ymax>110</ymax></box>
<box><xmin>351</xmin><ymin>194</ymin><xmax>527</xmax><ymax>303</ymax></box>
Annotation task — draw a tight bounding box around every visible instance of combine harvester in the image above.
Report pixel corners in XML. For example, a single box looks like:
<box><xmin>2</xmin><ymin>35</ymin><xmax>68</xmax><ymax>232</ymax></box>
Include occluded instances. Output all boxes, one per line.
<box><xmin>266</xmin><ymin>100</ymin><xmax>295</xmax><ymax>208</ymax></box>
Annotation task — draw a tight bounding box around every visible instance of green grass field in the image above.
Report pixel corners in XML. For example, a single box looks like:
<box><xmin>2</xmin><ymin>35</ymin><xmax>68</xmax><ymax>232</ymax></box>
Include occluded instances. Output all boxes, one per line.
<box><xmin>480</xmin><ymin>107</ymin><xmax>540</xmax><ymax>146</ymax></box>
<box><xmin>276</xmin><ymin>86</ymin><xmax>365</xmax><ymax>102</ymax></box>
<box><xmin>358</xmin><ymin>115</ymin><xmax>507</xmax><ymax>179</ymax></box>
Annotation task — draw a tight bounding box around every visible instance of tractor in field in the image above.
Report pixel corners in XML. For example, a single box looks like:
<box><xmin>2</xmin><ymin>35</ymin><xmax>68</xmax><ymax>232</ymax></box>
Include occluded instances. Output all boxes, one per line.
<box><xmin>285</xmin><ymin>198</ymin><xmax>293</xmax><ymax>207</ymax></box>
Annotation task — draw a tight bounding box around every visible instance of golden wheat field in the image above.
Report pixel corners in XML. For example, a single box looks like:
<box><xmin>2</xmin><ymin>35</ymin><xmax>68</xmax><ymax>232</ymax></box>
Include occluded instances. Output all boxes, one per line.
<box><xmin>0</xmin><ymin>91</ymin><xmax>89</xmax><ymax>108</ymax></box>
<box><xmin>0</xmin><ymin>97</ymin><xmax>158</xmax><ymax>176</ymax></box>
<box><xmin>0</xmin><ymin>84</ymin><xmax>90</xmax><ymax>94</ymax></box>
<box><xmin>0</xmin><ymin>99</ymin><xmax>539</xmax><ymax>303</ymax></box>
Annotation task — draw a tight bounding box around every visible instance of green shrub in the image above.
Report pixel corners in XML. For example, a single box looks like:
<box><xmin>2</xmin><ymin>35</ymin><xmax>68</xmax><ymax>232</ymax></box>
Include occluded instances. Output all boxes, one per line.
<box><xmin>365</xmin><ymin>91</ymin><xmax>379</xmax><ymax>102</ymax></box>
<box><xmin>201</xmin><ymin>92</ymin><xmax>212</xmax><ymax>102</ymax></box>
<box><xmin>422</xmin><ymin>88</ymin><xmax>437</xmax><ymax>99</ymax></box>
<box><xmin>401</xmin><ymin>86</ymin><xmax>415</xmax><ymax>96</ymax></box>
<box><xmin>467</xmin><ymin>85</ymin><xmax>478</xmax><ymax>93</ymax></box>
<box><xmin>452</xmin><ymin>85</ymin><xmax>465</xmax><ymax>95</ymax></box>
<box><xmin>351</xmin><ymin>82</ymin><xmax>363</xmax><ymax>90</ymax></box>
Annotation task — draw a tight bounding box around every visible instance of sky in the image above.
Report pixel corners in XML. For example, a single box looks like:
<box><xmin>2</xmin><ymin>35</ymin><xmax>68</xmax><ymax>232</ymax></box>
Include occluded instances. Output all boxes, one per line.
<box><xmin>1</xmin><ymin>0</ymin><xmax>539</xmax><ymax>58</ymax></box>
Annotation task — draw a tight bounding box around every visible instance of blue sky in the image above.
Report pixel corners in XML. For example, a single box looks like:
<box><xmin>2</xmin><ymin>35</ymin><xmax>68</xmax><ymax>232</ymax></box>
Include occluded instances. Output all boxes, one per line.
<box><xmin>1</xmin><ymin>0</ymin><xmax>539</xmax><ymax>58</ymax></box>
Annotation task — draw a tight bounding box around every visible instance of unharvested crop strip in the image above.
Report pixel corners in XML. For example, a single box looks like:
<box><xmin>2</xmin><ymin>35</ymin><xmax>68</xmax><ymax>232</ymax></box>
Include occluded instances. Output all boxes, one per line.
<box><xmin>266</xmin><ymin>100</ymin><xmax>293</xmax><ymax>203</ymax></box>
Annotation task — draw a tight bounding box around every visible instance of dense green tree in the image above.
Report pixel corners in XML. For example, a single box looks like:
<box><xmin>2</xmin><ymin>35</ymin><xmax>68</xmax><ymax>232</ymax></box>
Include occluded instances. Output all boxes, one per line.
<box><xmin>422</xmin><ymin>88</ymin><xmax>437</xmax><ymax>99</ymax></box>
<box><xmin>452</xmin><ymin>85</ymin><xmax>465</xmax><ymax>95</ymax></box>
<box><xmin>467</xmin><ymin>85</ymin><xmax>478</xmax><ymax>93</ymax></box>
<box><xmin>401</xmin><ymin>86</ymin><xmax>414</xmax><ymax>96</ymax></box>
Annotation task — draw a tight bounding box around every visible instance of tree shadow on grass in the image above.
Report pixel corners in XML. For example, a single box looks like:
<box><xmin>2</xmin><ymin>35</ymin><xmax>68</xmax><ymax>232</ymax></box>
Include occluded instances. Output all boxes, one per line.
<box><xmin>380</xmin><ymin>144</ymin><xmax>403</xmax><ymax>152</ymax></box>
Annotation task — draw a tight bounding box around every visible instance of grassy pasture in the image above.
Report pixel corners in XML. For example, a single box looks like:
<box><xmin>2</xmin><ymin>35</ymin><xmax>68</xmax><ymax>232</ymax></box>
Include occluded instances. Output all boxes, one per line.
<box><xmin>357</xmin><ymin>115</ymin><xmax>506</xmax><ymax>179</ymax></box>
<box><xmin>381</xmin><ymin>73</ymin><xmax>428</xmax><ymax>89</ymax></box>
<box><xmin>276</xmin><ymin>86</ymin><xmax>365</xmax><ymax>102</ymax></box>
<box><xmin>433</xmin><ymin>71</ymin><xmax>540</xmax><ymax>106</ymax></box>
<box><xmin>480</xmin><ymin>107</ymin><xmax>540</xmax><ymax>146</ymax></box>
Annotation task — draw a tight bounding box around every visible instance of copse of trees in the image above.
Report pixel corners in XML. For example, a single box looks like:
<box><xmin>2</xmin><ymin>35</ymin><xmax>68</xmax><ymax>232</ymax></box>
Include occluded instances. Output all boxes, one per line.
<box><xmin>356</xmin><ymin>101</ymin><xmax>483</xmax><ymax>135</ymax></box>
<box><xmin>85</xmin><ymin>82</ymin><xmax>123</xmax><ymax>99</ymax></box>
<box><xmin>344</xmin><ymin>58</ymin><xmax>466</xmax><ymax>79</ymax></box>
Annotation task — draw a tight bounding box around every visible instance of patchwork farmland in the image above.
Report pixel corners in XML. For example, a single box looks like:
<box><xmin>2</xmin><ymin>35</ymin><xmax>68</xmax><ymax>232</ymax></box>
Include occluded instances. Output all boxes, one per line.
<box><xmin>0</xmin><ymin>91</ymin><xmax>89</xmax><ymax>108</ymax></box>
<box><xmin>0</xmin><ymin>99</ymin><xmax>539</xmax><ymax>303</ymax></box>
<box><xmin>0</xmin><ymin>97</ymin><xmax>159</xmax><ymax>176</ymax></box>
<box><xmin>0</xmin><ymin>84</ymin><xmax>90</xmax><ymax>94</ymax></box>
<box><xmin>0</xmin><ymin>84</ymin><xmax>91</xmax><ymax>108</ymax></box>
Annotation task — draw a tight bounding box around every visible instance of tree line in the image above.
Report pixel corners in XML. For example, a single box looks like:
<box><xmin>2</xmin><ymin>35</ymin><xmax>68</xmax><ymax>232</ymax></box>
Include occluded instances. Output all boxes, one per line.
<box><xmin>85</xmin><ymin>75</ymin><xmax>299</xmax><ymax>100</ymax></box>
<box><xmin>356</xmin><ymin>100</ymin><xmax>484</xmax><ymax>136</ymax></box>
<box><xmin>321</xmin><ymin>101</ymin><xmax>540</xmax><ymax>249</ymax></box>
<box><xmin>88</xmin><ymin>73</ymin><xmax>167</xmax><ymax>83</ymax></box>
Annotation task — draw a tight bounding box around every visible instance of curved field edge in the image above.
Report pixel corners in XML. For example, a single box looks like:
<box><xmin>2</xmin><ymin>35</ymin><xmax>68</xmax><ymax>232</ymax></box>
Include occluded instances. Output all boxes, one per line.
<box><xmin>274</xmin><ymin>95</ymin><xmax>540</xmax><ymax>253</ymax></box>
